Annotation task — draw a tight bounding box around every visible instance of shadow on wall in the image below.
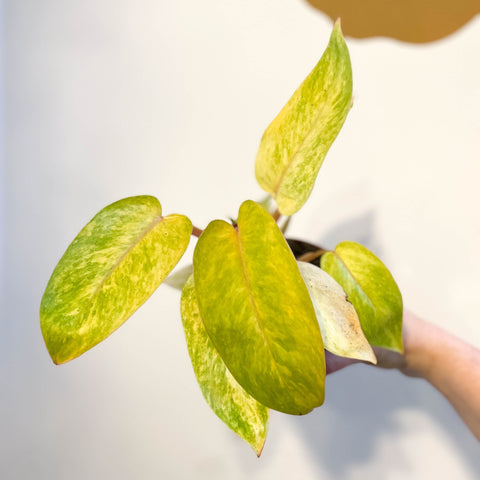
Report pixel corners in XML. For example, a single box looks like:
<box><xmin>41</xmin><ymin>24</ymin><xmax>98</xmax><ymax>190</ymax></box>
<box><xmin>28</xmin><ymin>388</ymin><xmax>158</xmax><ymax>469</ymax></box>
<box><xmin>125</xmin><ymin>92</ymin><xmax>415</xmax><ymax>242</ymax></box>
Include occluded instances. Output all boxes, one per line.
<box><xmin>320</xmin><ymin>210</ymin><xmax>381</xmax><ymax>255</ymax></box>
<box><xmin>305</xmin><ymin>0</ymin><xmax>480</xmax><ymax>43</ymax></box>
<box><xmin>294</xmin><ymin>366</ymin><xmax>480</xmax><ymax>477</ymax></box>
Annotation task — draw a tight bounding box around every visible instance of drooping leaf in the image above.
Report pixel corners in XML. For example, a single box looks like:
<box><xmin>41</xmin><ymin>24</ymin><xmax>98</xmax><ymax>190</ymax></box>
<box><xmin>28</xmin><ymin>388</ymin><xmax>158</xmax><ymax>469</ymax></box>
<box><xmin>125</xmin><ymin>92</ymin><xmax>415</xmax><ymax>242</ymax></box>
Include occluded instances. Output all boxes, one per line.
<box><xmin>40</xmin><ymin>196</ymin><xmax>192</xmax><ymax>364</ymax></box>
<box><xmin>297</xmin><ymin>261</ymin><xmax>376</xmax><ymax>363</ymax></box>
<box><xmin>255</xmin><ymin>21</ymin><xmax>353</xmax><ymax>216</ymax></box>
<box><xmin>321</xmin><ymin>241</ymin><xmax>403</xmax><ymax>352</ymax></box>
<box><xmin>193</xmin><ymin>200</ymin><xmax>325</xmax><ymax>415</ymax></box>
<box><xmin>164</xmin><ymin>264</ymin><xmax>193</xmax><ymax>291</ymax></box>
<box><xmin>181</xmin><ymin>275</ymin><xmax>268</xmax><ymax>456</ymax></box>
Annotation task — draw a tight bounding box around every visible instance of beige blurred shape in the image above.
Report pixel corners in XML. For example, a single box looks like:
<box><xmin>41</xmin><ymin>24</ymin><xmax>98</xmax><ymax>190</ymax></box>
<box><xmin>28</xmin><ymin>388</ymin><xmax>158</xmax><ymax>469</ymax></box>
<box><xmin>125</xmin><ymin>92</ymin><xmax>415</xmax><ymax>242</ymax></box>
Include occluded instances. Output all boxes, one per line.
<box><xmin>305</xmin><ymin>0</ymin><xmax>480</xmax><ymax>43</ymax></box>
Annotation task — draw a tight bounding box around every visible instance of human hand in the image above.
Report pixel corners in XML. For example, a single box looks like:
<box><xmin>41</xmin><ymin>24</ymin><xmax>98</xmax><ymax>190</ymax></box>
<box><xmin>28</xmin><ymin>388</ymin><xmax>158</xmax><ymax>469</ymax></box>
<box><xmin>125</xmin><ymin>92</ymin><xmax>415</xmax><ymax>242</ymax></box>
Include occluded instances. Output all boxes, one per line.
<box><xmin>324</xmin><ymin>310</ymin><xmax>480</xmax><ymax>441</ymax></box>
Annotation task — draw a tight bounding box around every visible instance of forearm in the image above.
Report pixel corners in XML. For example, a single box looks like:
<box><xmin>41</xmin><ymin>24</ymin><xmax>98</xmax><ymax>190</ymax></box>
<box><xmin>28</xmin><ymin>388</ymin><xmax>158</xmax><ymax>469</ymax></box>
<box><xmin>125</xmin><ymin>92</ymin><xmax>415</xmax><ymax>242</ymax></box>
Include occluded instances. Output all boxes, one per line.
<box><xmin>402</xmin><ymin>313</ymin><xmax>480</xmax><ymax>441</ymax></box>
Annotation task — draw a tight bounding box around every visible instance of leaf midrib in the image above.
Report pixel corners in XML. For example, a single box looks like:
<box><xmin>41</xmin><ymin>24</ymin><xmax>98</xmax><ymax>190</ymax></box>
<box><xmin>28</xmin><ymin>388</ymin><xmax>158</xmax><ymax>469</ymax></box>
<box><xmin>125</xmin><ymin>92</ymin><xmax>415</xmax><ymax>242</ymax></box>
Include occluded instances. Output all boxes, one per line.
<box><xmin>332</xmin><ymin>251</ymin><xmax>376</xmax><ymax>318</ymax></box>
<box><xmin>234</xmin><ymin>226</ymin><xmax>286</xmax><ymax>390</ymax></box>
<box><xmin>91</xmin><ymin>213</ymin><xmax>164</xmax><ymax>297</ymax></box>
<box><xmin>272</xmin><ymin>99</ymin><xmax>329</xmax><ymax>197</ymax></box>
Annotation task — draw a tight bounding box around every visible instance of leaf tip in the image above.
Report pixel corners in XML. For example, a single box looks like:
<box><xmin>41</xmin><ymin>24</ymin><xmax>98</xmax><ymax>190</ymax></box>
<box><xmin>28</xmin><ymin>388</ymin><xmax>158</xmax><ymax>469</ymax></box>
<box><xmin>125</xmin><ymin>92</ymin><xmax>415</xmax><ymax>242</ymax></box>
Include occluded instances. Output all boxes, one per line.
<box><xmin>333</xmin><ymin>18</ymin><xmax>347</xmax><ymax>40</ymax></box>
<box><xmin>47</xmin><ymin>345</ymin><xmax>74</xmax><ymax>365</ymax></box>
<box><xmin>255</xmin><ymin>441</ymin><xmax>265</xmax><ymax>458</ymax></box>
<box><xmin>365</xmin><ymin>350</ymin><xmax>378</xmax><ymax>365</ymax></box>
<box><xmin>388</xmin><ymin>339</ymin><xmax>404</xmax><ymax>355</ymax></box>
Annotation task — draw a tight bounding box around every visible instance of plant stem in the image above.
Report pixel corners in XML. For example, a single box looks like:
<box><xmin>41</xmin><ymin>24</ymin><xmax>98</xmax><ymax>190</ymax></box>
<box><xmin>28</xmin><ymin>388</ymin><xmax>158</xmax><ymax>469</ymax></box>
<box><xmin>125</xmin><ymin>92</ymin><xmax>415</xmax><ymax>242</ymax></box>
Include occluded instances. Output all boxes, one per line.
<box><xmin>272</xmin><ymin>209</ymin><xmax>281</xmax><ymax>222</ymax></box>
<box><xmin>192</xmin><ymin>226</ymin><xmax>203</xmax><ymax>238</ymax></box>
<box><xmin>297</xmin><ymin>248</ymin><xmax>328</xmax><ymax>263</ymax></box>
<box><xmin>280</xmin><ymin>216</ymin><xmax>291</xmax><ymax>235</ymax></box>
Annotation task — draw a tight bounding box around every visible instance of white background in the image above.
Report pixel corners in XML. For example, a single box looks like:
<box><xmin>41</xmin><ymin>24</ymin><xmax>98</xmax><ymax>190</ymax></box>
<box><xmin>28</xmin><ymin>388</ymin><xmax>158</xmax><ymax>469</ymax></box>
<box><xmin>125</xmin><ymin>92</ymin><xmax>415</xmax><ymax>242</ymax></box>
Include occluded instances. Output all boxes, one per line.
<box><xmin>2</xmin><ymin>1</ymin><xmax>479</xmax><ymax>478</ymax></box>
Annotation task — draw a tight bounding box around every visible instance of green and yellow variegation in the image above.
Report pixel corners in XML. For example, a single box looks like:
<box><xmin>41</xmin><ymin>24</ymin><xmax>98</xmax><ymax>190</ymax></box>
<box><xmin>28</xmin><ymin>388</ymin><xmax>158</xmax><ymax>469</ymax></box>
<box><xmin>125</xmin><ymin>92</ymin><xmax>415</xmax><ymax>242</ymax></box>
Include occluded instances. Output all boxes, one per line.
<box><xmin>40</xmin><ymin>196</ymin><xmax>192</xmax><ymax>364</ymax></box>
<box><xmin>181</xmin><ymin>275</ymin><xmax>268</xmax><ymax>456</ymax></box>
<box><xmin>321</xmin><ymin>241</ymin><xmax>403</xmax><ymax>352</ymax></box>
<box><xmin>193</xmin><ymin>200</ymin><xmax>325</xmax><ymax>415</ymax></box>
<box><xmin>255</xmin><ymin>21</ymin><xmax>353</xmax><ymax>215</ymax></box>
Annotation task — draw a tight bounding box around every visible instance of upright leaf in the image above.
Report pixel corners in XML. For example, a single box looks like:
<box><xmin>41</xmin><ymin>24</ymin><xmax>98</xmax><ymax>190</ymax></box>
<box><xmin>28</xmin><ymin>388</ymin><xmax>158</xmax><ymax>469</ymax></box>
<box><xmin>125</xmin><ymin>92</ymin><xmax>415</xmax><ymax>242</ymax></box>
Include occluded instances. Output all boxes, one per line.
<box><xmin>321</xmin><ymin>241</ymin><xmax>403</xmax><ymax>352</ymax></box>
<box><xmin>297</xmin><ymin>261</ymin><xmax>376</xmax><ymax>363</ymax></box>
<box><xmin>255</xmin><ymin>21</ymin><xmax>353</xmax><ymax>215</ymax></box>
<box><xmin>181</xmin><ymin>275</ymin><xmax>268</xmax><ymax>456</ymax></box>
<box><xmin>40</xmin><ymin>196</ymin><xmax>192</xmax><ymax>364</ymax></box>
<box><xmin>194</xmin><ymin>200</ymin><xmax>325</xmax><ymax>415</ymax></box>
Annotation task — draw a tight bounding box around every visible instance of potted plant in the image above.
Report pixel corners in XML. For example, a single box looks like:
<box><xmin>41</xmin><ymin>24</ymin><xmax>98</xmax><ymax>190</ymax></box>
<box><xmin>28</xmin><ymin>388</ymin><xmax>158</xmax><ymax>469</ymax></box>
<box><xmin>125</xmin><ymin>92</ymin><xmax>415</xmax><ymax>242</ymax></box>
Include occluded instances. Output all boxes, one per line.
<box><xmin>40</xmin><ymin>21</ymin><xmax>403</xmax><ymax>455</ymax></box>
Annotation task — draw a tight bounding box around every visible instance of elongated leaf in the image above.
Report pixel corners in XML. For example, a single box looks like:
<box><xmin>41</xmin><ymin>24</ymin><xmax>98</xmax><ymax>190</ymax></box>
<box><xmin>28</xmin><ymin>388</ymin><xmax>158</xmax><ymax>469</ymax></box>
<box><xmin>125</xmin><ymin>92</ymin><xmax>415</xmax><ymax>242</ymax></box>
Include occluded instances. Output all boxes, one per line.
<box><xmin>297</xmin><ymin>261</ymin><xmax>376</xmax><ymax>363</ymax></box>
<box><xmin>321</xmin><ymin>241</ymin><xmax>403</xmax><ymax>352</ymax></box>
<box><xmin>181</xmin><ymin>275</ymin><xmax>268</xmax><ymax>456</ymax></box>
<box><xmin>255</xmin><ymin>21</ymin><xmax>353</xmax><ymax>215</ymax></box>
<box><xmin>193</xmin><ymin>200</ymin><xmax>325</xmax><ymax>415</ymax></box>
<box><xmin>40</xmin><ymin>196</ymin><xmax>192</xmax><ymax>364</ymax></box>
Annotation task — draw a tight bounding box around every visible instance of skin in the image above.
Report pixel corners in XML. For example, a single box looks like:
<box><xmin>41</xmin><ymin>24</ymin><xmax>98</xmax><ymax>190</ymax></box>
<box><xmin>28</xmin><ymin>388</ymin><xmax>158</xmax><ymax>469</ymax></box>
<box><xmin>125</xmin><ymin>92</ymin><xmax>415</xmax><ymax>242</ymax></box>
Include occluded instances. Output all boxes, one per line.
<box><xmin>325</xmin><ymin>310</ymin><xmax>480</xmax><ymax>441</ymax></box>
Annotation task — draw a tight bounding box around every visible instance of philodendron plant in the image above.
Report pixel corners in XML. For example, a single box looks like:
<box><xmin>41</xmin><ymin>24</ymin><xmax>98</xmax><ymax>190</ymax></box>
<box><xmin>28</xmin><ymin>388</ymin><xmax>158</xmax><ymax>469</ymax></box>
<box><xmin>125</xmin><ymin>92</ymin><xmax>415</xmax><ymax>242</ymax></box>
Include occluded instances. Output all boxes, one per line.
<box><xmin>40</xmin><ymin>21</ymin><xmax>402</xmax><ymax>456</ymax></box>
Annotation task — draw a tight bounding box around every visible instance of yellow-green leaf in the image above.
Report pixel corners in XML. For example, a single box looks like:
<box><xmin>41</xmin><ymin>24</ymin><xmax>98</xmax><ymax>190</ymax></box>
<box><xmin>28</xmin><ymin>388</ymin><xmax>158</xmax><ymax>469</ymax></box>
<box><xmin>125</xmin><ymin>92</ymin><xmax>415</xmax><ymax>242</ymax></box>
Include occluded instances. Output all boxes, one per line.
<box><xmin>181</xmin><ymin>275</ymin><xmax>268</xmax><ymax>456</ymax></box>
<box><xmin>193</xmin><ymin>200</ymin><xmax>325</xmax><ymax>415</ymax></box>
<box><xmin>321</xmin><ymin>241</ymin><xmax>403</xmax><ymax>352</ymax></box>
<box><xmin>297</xmin><ymin>261</ymin><xmax>376</xmax><ymax>363</ymax></box>
<box><xmin>255</xmin><ymin>21</ymin><xmax>353</xmax><ymax>215</ymax></box>
<box><xmin>40</xmin><ymin>196</ymin><xmax>192</xmax><ymax>364</ymax></box>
